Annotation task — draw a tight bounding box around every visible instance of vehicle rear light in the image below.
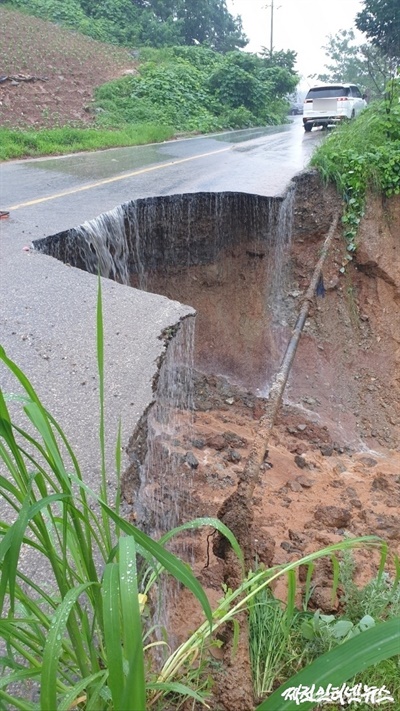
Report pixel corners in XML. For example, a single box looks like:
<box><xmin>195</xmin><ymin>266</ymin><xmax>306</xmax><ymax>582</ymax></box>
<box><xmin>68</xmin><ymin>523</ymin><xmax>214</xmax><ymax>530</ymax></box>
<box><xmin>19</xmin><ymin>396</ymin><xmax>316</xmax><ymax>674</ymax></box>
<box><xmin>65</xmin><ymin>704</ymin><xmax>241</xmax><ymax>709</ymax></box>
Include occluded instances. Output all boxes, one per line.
<box><xmin>338</xmin><ymin>97</ymin><xmax>349</xmax><ymax>101</ymax></box>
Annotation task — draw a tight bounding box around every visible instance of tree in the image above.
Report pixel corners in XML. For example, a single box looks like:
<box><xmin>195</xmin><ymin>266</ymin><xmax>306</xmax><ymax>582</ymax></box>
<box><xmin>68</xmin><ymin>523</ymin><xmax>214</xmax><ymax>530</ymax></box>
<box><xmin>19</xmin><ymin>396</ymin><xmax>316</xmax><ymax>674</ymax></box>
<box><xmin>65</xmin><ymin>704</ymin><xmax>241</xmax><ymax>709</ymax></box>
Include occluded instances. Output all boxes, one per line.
<box><xmin>356</xmin><ymin>0</ymin><xmax>400</xmax><ymax>62</ymax></box>
<box><xmin>208</xmin><ymin>52</ymin><xmax>263</xmax><ymax>110</ymax></box>
<box><xmin>208</xmin><ymin>50</ymin><xmax>297</xmax><ymax>116</ymax></box>
<box><xmin>260</xmin><ymin>66</ymin><xmax>298</xmax><ymax>98</ymax></box>
<box><xmin>176</xmin><ymin>0</ymin><xmax>247</xmax><ymax>52</ymax></box>
<box><xmin>315</xmin><ymin>29</ymin><xmax>394</xmax><ymax>99</ymax></box>
<box><xmin>260</xmin><ymin>49</ymin><xmax>297</xmax><ymax>73</ymax></box>
<box><xmin>8</xmin><ymin>0</ymin><xmax>248</xmax><ymax>51</ymax></box>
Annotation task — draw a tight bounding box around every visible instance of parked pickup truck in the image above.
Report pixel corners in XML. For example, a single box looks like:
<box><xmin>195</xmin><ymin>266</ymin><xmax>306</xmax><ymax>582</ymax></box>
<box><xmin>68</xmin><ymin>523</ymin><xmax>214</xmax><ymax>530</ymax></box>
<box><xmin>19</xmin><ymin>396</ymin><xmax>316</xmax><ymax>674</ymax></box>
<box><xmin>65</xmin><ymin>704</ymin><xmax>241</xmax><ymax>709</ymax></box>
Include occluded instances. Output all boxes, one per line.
<box><xmin>303</xmin><ymin>84</ymin><xmax>367</xmax><ymax>131</ymax></box>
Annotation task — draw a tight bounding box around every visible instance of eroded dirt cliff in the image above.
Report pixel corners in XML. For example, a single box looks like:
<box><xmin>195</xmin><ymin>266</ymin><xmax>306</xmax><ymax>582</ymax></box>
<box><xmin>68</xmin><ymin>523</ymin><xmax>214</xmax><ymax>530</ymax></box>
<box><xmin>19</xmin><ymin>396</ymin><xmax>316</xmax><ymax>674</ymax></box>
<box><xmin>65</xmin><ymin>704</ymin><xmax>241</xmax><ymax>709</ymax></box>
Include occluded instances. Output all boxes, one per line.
<box><xmin>122</xmin><ymin>176</ymin><xmax>400</xmax><ymax>709</ymax></box>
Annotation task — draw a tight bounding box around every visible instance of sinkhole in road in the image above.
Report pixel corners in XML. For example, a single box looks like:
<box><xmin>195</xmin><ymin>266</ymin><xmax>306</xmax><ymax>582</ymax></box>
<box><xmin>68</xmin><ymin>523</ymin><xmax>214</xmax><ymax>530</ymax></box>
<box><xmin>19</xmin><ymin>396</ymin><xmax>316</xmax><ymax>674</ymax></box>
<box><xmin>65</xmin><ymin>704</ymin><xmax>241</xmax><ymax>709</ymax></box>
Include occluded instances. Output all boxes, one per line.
<box><xmin>33</xmin><ymin>189</ymin><xmax>297</xmax><ymax>394</ymax></box>
<box><xmin>28</xmin><ymin>160</ymin><xmax>400</xmax><ymax>711</ymax></box>
<box><xmin>32</xmin><ymin>179</ymin><xmax>400</xmax><ymax>631</ymax></box>
<box><xmin>33</xmin><ymin>187</ymin><xmax>300</xmax><ymax>536</ymax></box>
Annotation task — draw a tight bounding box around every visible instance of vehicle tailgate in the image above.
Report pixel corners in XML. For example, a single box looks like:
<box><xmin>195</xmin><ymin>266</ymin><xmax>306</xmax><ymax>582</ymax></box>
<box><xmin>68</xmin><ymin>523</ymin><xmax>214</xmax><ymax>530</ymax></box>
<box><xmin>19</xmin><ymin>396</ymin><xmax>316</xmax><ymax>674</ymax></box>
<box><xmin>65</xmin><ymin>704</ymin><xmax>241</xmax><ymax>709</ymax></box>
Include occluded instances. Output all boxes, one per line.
<box><xmin>309</xmin><ymin>98</ymin><xmax>337</xmax><ymax>113</ymax></box>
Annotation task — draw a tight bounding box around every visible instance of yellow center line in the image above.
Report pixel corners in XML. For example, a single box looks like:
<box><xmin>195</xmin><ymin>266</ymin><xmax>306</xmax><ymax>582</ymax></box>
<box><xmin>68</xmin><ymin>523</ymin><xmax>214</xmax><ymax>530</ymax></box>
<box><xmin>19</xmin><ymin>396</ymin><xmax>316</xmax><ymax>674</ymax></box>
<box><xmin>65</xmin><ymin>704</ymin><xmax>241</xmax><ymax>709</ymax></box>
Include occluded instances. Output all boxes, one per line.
<box><xmin>5</xmin><ymin>146</ymin><xmax>232</xmax><ymax>211</ymax></box>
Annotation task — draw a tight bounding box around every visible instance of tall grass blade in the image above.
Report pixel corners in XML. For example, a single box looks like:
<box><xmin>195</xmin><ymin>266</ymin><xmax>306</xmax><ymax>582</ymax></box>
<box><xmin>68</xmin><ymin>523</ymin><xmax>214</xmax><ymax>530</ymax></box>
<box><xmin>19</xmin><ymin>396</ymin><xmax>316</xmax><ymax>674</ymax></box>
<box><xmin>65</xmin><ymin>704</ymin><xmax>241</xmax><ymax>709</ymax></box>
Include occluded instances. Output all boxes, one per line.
<box><xmin>40</xmin><ymin>582</ymin><xmax>95</xmax><ymax>711</ymax></box>
<box><xmin>0</xmin><ymin>491</ymin><xmax>68</xmax><ymax>617</ymax></box>
<box><xmin>285</xmin><ymin>570</ymin><xmax>296</xmax><ymax>628</ymax></box>
<box><xmin>0</xmin><ymin>493</ymin><xmax>32</xmax><ymax>615</ymax></box>
<box><xmin>23</xmin><ymin>401</ymin><xmax>66</xmax><ymax>482</ymax></box>
<box><xmin>0</xmin><ymin>668</ymin><xmax>41</xmax><ymax>689</ymax></box>
<box><xmin>114</xmin><ymin>419</ymin><xmax>122</xmax><ymax>531</ymax></box>
<box><xmin>102</xmin><ymin>563</ymin><xmax>124</xmax><ymax>709</ymax></box>
<box><xmin>96</xmin><ymin>274</ymin><xmax>105</xmax><ymax>487</ymax></box>
<box><xmin>57</xmin><ymin>671</ymin><xmax>107</xmax><ymax>711</ymax></box>
<box><xmin>0</xmin><ymin>690</ymin><xmax>37</xmax><ymax>711</ymax></box>
<box><xmin>0</xmin><ymin>378</ymin><xmax>29</xmax><ymax>485</ymax></box>
<box><xmin>119</xmin><ymin>536</ymin><xmax>146</xmax><ymax>711</ymax></box>
<box><xmin>85</xmin><ymin>680</ymin><xmax>112</xmax><ymax>710</ymax></box>
<box><xmin>0</xmin><ymin>466</ymin><xmax>24</xmax><ymax>504</ymax></box>
<box><xmin>141</xmin><ymin>516</ymin><xmax>244</xmax><ymax>594</ymax></box>
<box><xmin>159</xmin><ymin>517</ymin><xmax>244</xmax><ymax>568</ymax></box>
<box><xmin>99</xmin><ymin>501</ymin><xmax>213</xmax><ymax>627</ymax></box>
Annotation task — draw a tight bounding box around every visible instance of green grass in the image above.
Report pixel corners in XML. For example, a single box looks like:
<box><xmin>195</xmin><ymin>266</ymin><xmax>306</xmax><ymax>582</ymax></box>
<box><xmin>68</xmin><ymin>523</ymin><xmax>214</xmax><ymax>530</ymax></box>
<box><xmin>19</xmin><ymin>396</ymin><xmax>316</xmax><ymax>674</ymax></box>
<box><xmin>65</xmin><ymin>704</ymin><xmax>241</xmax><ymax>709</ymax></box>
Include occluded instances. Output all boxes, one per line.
<box><xmin>312</xmin><ymin>100</ymin><xmax>400</xmax><ymax>197</ymax></box>
<box><xmin>93</xmin><ymin>46</ymin><xmax>295</xmax><ymax>135</ymax></box>
<box><xmin>311</xmin><ymin>99</ymin><xmax>400</xmax><ymax>251</ymax></box>
<box><xmin>249</xmin><ymin>573</ymin><xmax>304</xmax><ymax>698</ymax></box>
<box><xmin>0</xmin><ymin>123</ymin><xmax>175</xmax><ymax>161</ymax></box>
<box><xmin>250</xmin><ymin>548</ymin><xmax>400</xmax><ymax>709</ymax></box>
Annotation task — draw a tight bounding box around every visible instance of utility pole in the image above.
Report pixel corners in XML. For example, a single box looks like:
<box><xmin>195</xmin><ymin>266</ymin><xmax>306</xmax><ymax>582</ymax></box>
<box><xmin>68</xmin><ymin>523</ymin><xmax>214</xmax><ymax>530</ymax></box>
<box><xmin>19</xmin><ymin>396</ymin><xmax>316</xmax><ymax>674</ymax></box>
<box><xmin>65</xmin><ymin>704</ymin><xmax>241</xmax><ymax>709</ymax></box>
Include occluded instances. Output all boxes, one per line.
<box><xmin>265</xmin><ymin>0</ymin><xmax>280</xmax><ymax>59</ymax></box>
<box><xmin>270</xmin><ymin>0</ymin><xmax>274</xmax><ymax>58</ymax></box>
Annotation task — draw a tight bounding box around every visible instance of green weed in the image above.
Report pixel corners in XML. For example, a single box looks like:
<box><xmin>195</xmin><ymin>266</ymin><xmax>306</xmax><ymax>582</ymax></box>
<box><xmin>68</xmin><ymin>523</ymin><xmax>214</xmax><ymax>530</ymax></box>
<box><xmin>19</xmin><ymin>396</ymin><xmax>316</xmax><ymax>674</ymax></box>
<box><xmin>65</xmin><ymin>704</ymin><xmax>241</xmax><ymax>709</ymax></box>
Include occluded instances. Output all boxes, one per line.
<box><xmin>311</xmin><ymin>101</ymin><xmax>400</xmax><ymax>253</ymax></box>
<box><xmin>249</xmin><ymin>573</ymin><xmax>304</xmax><ymax>698</ymax></box>
<box><xmin>94</xmin><ymin>47</ymin><xmax>295</xmax><ymax>134</ymax></box>
<box><xmin>250</xmin><ymin>547</ymin><xmax>400</xmax><ymax>709</ymax></box>
<box><xmin>339</xmin><ymin>548</ymin><xmax>400</xmax><ymax>623</ymax></box>
<box><xmin>0</xmin><ymin>278</ymin><xmax>228</xmax><ymax>709</ymax></box>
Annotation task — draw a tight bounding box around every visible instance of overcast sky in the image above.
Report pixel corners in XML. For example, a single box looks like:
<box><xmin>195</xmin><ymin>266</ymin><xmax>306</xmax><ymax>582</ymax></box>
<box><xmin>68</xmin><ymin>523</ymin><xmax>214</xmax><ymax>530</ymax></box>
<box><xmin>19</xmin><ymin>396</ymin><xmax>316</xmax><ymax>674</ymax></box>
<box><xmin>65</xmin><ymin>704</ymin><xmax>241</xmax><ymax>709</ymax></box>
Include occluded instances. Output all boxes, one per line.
<box><xmin>226</xmin><ymin>0</ymin><xmax>364</xmax><ymax>88</ymax></box>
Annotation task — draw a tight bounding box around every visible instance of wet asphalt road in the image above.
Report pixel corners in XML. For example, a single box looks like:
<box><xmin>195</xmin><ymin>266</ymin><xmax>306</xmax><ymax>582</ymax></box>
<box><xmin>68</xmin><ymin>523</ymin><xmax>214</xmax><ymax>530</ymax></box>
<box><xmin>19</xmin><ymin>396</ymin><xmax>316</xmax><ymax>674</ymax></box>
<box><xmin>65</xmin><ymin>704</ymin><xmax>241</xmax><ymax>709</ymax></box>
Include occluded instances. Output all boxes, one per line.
<box><xmin>0</xmin><ymin>117</ymin><xmax>324</xmax><ymax>520</ymax></box>
<box><xmin>1</xmin><ymin>117</ymin><xmax>323</xmax><ymax>245</ymax></box>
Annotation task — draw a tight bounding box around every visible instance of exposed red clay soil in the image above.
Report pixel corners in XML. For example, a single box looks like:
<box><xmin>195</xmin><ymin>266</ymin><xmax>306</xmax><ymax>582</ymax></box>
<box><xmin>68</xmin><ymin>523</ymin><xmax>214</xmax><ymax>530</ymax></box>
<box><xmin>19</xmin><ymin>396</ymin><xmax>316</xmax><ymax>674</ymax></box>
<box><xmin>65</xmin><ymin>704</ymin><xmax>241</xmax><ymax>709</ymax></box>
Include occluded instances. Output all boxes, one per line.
<box><xmin>161</xmin><ymin>376</ymin><xmax>400</xmax><ymax>710</ymax></box>
<box><xmin>166</xmin><ymin>373</ymin><xmax>400</xmax><ymax>606</ymax></box>
<box><xmin>130</xmin><ymin>187</ymin><xmax>400</xmax><ymax>710</ymax></box>
<box><xmin>0</xmin><ymin>6</ymin><xmax>136</xmax><ymax>129</ymax></box>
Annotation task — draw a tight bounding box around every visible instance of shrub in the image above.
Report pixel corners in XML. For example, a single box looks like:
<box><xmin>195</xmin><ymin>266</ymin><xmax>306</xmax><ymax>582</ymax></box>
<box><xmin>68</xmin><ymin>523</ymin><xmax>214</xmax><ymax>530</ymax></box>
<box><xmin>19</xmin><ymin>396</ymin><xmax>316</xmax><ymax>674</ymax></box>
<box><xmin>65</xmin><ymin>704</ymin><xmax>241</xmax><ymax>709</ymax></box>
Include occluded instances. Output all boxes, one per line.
<box><xmin>312</xmin><ymin>101</ymin><xmax>400</xmax><ymax>251</ymax></box>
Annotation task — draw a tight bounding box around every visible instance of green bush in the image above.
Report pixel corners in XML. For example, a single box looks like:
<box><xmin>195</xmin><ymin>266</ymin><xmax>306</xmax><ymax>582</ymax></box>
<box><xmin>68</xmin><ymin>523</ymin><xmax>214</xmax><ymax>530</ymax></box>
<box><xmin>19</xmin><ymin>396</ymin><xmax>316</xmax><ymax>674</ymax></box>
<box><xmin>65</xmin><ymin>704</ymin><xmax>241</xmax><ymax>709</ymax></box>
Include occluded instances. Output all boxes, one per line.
<box><xmin>94</xmin><ymin>46</ymin><xmax>296</xmax><ymax>134</ymax></box>
<box><xmin>10</xmin><ymin>0</ymin><xmax>88</xmax><ymax>28</ymax></box>
<box><xmin>0</xmin><ymin>280</ymin><xmax>244</xmax><ymax>709</ymax></box>
<box><xmin>224</xmin><ymin>106</ymin><xmax>259</xmax><ymax>129</ymax></box>
<box><xmin>312</xmin><ymin>101</ymin><xmax>400</xmax><ymax>251</ymax></box>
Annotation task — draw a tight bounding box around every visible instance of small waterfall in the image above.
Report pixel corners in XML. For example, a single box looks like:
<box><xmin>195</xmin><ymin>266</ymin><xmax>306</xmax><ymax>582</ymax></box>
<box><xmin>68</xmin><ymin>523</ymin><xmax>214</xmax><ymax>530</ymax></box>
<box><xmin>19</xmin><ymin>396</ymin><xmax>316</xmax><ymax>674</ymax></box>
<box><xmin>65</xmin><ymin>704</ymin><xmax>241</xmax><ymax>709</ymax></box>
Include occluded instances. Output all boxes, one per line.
<box><xmin>260</xmin><ymin>182</ymin><xmax>296</xmax><ymax>390</ymax></box>
<box><xmin>73</xmin><ymin>205</ymin><xmax>129</xmax><ymax>284</ymax></box>
<box><xmin>137</xmin><ymin>316</ymin><xmax>195</xmax><ymax>537</ymax></box>
<box><xmin>138</xmin><ymin>316</ymin><xmax>196</xmax><ymax>654</ymax></box>
<box><xmin>268</xmin><ymin>181</ymin><xmax>296</xmax><ymax>324</ymax></box>
<box><xmin>34</xmin><ymin>190</ymin><xmax>293</xmax><ymax>391</ymax></box>
<box><xmin>125</xmin><ymin>201</ymin><xmax>148</xmax><ymax>291</ymax></box>
<box><xmin>33</xmin><ymin>189</ymin><xmax>298</xmax><ymax>516</ymax></box>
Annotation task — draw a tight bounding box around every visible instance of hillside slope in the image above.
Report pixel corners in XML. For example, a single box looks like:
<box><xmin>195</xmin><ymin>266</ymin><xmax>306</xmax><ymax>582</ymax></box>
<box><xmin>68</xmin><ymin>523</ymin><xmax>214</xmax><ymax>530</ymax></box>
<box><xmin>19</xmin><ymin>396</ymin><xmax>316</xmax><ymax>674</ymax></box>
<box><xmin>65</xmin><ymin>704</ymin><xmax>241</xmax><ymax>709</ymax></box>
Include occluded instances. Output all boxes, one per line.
<box><xmin>0</xmin><ymin>6</ymin><xmax>136</xmax><ymax>128</ymax></box>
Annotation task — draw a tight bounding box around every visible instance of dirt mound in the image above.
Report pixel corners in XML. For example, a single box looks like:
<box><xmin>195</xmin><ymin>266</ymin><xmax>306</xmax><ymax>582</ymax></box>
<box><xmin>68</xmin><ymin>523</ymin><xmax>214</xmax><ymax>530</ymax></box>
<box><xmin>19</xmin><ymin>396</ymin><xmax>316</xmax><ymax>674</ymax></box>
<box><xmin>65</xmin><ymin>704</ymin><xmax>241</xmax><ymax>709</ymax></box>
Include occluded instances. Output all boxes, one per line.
<box><xmin>0</xmin><ymin>7</ymin><xmax>136</xmax><ymax>129</ymax></box>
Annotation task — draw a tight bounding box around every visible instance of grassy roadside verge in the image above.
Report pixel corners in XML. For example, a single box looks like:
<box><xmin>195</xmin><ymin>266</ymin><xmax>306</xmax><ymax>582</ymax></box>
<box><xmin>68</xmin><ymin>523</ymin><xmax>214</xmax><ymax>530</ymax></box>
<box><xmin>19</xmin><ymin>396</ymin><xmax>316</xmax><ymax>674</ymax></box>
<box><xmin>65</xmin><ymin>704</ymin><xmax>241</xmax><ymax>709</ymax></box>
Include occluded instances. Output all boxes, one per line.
<box><xmin>0</xmin><ymin>123</ymin><xmax>175</xmax><ymax>161</ymax></box>
<box><xmin>311</xmin><ymin>99</ymin><xmax>400</xmax><ymax>251</ymax></box>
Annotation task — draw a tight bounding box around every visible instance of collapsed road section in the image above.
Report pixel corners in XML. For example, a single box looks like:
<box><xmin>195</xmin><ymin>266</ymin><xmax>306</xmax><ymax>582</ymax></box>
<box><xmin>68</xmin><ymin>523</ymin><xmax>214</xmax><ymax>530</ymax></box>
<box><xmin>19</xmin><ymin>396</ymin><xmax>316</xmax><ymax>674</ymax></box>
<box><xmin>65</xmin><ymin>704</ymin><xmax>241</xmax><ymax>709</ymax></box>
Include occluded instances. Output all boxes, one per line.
<box><xmin>32</xmin><ymin>172</ymin><xmax>400</xmax><ymax>562</ymax></box>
